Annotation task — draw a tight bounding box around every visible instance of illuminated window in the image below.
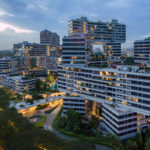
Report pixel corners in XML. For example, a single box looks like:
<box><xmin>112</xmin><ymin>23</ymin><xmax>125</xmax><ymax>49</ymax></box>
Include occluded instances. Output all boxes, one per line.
<box><xmin>107</xmin><ymin>97</ymin><xmax>113</xmax><ymax>101</ymax></box>
<box><xmin>131</xmin><ymin>97</ymin><xmax>138</xmax><ymax>102</ymax></box>
<box><xmin>86</xmin><ymin>88</ymin><xmax>89</xmax><ymax>92</ymax></box>
<box><xmin>72</xmin><ymin>56</ymin><xmax>77</xmax><ymax>59</ymax></box>
<box><xmin>76</xmin><ymin>81</ymin><xmax>82</xmax><ymax>85</ymax></box>
<box><xmin>91</xmin><ymin>27</ymin><xmax>94</xmax><ymax>31</ymax></box>
<box><xmin>116</xmin><ymin>83</ymin><xmax>120</xmax><ymax>86</ymax></box>
<box><xmin>122</xmin><ymin>101</ymin><xmax>127</xmax><ymax>105</ymax></box>
<box><xmin>90</xmin><ymin>37</ymin><xmax>95</xmax><ymax>39</ymax></box>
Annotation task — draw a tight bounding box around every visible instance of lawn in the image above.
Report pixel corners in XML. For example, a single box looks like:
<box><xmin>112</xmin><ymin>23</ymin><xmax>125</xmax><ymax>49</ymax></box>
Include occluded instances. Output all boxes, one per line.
<box><xmin>34</xmin><ymin>115</ymin><xmax>46</xmax><ymax>127</ymax></box>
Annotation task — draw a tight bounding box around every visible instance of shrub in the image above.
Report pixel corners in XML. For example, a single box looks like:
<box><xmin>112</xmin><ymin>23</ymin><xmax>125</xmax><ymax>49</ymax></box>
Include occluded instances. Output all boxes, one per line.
<box><xmin>36</xmin><ymin>104</ymin><xmax>49</xmax><ymax>110</ymax></box>
<box><xmin>26</xmin><ymin>99</ymin><xmax>34</xmax><ymax>104</ymax></box>
<box><xmin>73</xmin><ymin>124</ymin><xmax>81</xmax><ymax>133</ymax></box>
<box><xmin>55</xmin><ymin>117</ymin><xmax>67</xmax><ymax>129</ymax></box>
<box><xmin>44</xmin><ymin>105</ymin><xmax>58</xmax><ymax>114</ymax></box>
<box><xmin>32</xmin><ymin>94</ymin><xmax>44</xmax><ymax>100</ymax></box>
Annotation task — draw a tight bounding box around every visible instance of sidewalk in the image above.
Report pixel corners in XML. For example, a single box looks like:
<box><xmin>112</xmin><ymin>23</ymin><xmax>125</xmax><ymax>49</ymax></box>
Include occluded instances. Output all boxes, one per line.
<box><xmin>44</xmin><ymin>107</ymin><xmax>113</xmax><ymax>150</ymax></box>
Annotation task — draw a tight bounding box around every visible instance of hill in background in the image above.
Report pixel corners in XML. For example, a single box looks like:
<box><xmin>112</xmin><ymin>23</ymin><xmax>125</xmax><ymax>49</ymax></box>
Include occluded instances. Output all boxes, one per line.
<box><xmin>0</xmin><ymin>50</ymin><xmax>12</xmax><ymax>58</ymax></box>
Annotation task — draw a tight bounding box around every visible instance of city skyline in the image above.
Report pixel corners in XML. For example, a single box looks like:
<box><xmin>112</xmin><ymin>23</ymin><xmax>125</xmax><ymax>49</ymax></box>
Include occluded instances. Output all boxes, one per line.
<box><xmin>0</xmin><ymin>0</ymin><xmax>150</xmax><ymax>50</ymax></box>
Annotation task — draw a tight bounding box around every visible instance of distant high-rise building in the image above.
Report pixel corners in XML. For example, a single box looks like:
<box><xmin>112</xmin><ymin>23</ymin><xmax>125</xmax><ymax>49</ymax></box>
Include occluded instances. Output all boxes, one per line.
<box><xmin>134</xmin><ymin>37</ymin><xmax>150</xmax><ymax>64</ymax></box>
<box><xmin>68</xmin><ymin>17</ymin><xmax>126</xmax><ymax>63</ymax></box>
<box><xmin>0</xmin><ymin>75</ymin><xmax>35</xmax><ymax>93</ymax></box>
<box><xmin>13</xmin><ymin>41</ymin><xmax>49</xmax><ymax>75</ymax></box>
<box><xmin>0</xmin><ymin>57</ymin><xmax>12</xmax><ymax>75</ymax></box>
<box><xmin>13</xmin><ymin>41</ymin><xmax>38</xmax><ymax>57</ymax></box>
<box><xmin>40</xmin><ymin>29</ymin><xmax>60</xmax><ymax>47</ymax></box>
<box><xmin>62</xmin><ymin>33</ymin><xmax>89</xmax><ymax>67</ymax></box>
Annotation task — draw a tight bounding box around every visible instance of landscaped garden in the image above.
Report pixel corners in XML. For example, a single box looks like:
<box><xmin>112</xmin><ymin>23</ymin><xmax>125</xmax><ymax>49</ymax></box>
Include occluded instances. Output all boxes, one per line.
<box><xmin>52</xmin><ymin>108</ymin><xmax>122</xmax><ymax>150</ymax></box>
<box><xmin>0</xmin><ymin>86</ymin><xmax>97</xmax><ymax>150</ymax></box>
<box><xmin>33</xmin><ymin>115</ymin><xmax>46</xmax><ymax>127</ymax></box>
<box><xmin>45</xmin><ymin>104</ymin><xmax>58</xmax><ymax>114</ymax></box>
<box><xmin>52</xmin><ymin>107</ymin><xmax>150</xmax><ymax>150</ymax></box>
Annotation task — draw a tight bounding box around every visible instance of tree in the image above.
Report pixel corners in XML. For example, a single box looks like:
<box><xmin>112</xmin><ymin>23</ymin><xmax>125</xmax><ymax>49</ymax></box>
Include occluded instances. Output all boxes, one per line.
<box><xmin>66</xmin><ymin>139</ymin><xmax>95</xmax><ymax>150</ymax></box>
<box><xmin>136</xmin><ymin>134</ymin><xmax>144</xmax><ymax>149</ymax></box>
<box><xmin>145</xmin><ymin>137</ymin><xmax>150</xmax><ymax>150</ymax></box>
<box><xmin>55</xmin><ymin>117</ymin><xmax>67</xmax><ymax>129</ymax></box>
<box><xmin>16</xmin><ymin>93</ymin><xmax>22</xmax><ymax>101</ymax></box>
<box><xmin>73</xmin><ymin>124</ymin><xmax>81</xmax><ymax>133</ymax></box>
<box><xmin>47</xmin><ymin>74</ymin><xmax>54</xmax><ymax>83</ymax></box>
<box><xmin>35</xmin><ymin>79</ymin><xmax>43</xmax><ymax>91</ymax></box>
<box><xmin>125</xmin><ymin>139</ymin><xmax>138</xmax><ymax>150</ymax></box>
<box><xmin>31</xmin><ymin>57</ymin><xmax>37</xmax><ymax>69</ymax></box>
<box><xmin>22</xmin><ymin>92</ymin><xmax>27</xmax><ymax>102</ymax></box>
<box><xmin>0</xmin><ymin>88</ymin><xmax>12</xmax><ymax>109</ymax></box>
<box><xmin>0</xmin><ymin>87</ymin><xmax>96</xmax><ymax>150</ymax></box>
<box><xmin>125</xmin><ymin>57</ymin><xmax>134</xmax><ymax>65</ymax></box>
<box><xmin>66</xmin><ymin>109</ymin><xmax>82</xmax><ymax>131</ymax></box>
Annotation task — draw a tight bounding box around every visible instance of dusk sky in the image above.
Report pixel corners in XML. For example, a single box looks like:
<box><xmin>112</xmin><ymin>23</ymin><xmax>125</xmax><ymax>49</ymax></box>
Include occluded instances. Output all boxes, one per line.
<box><xmin>0</xmin><ymin>0</ymin><xmax>150</xmax><ymax>50</ymax></box>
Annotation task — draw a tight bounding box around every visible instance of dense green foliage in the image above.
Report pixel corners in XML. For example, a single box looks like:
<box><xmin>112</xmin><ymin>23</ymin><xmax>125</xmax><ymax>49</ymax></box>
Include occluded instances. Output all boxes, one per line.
<box><xmin>35</xmin><ymin>76</ymin><xmax>58</xmax><ymax>95</ymax></box>
<box><xmin>0</xmin><ymin>87</ymin><xmax>96</xmax><ymax>150</ymax></box>
<box><xmin>31</xmin><ymin>57</ymin><xmax>37</xmax><ymax>68</ymax></box>
<box><xmin>53</xmin><ymin>109</ymin><xmax>99</xmax><ymax>136</ymax></box>
<box><xmin>123</xmin><ymin>129</ymin><xmax>150</xmax><ymax>150</ymax></box>
<box><xmin>124</xmin><ymin>57</ymin><xmax>134</xmax><ymax>65</ymax></box>
<box><xmin>0</xmin><ymin>88</ymin><xmax>14</xmax><ymax>109</ymax></box>
<box><xmin>53</xmin><ymin>108</ymin><xmax>150</xmax><ymax>150</ymax></box>
<box><xmin>53</xmin><ymin>108</ymin><xmax>123</xmax><ymax>149</ymax></box>
<box><xmin>47</xmin><ymin>74</ymin><xmax>55</xmax><ymax>83</ymax></box>
<box><xmin>32</xmin><ymin>94</ymin><xmax>44</xmax><ymax>100</ymax></box>
<box><xmin>36</xmin><ymin>104</ymin><xmax>49</xmax><ymax>110</ymax></box>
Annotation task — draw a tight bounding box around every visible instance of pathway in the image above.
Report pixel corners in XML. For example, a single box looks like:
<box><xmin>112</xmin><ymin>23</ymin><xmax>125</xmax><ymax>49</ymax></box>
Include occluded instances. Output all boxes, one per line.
<box><xmin>44</xmin><ymin>106</ymin><xmax>113</xmax><ymax>150</ymax></box>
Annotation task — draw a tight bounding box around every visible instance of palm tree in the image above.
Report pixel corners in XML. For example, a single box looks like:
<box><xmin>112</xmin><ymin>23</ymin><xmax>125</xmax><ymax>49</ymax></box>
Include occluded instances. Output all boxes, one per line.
<box><xmin>22</xmin><ymin>86</ymin><xmax>28</xmax><ymax>102</ymax></box>
<box><xmin>16</xmin><ymin>93</ymin><xmax>22</xmax><ymax>102</ymax></box>
<box><xmin>22</xmin><ymin>92</ymin><xmax>27</xmax><ymax>102</ymax></box>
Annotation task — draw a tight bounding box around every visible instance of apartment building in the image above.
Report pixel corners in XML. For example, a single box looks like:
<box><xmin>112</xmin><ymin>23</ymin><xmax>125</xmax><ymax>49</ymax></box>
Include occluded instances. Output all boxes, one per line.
<box><xmin>46</xmin><ymin>47</ymin><xmax>58</xmax><ymax>73</ymax></box>
<box><xmin>40</xmin><ymin>29</ymin><xmax>60</xmax><ymax>47</ymax></box>
<box><xmin>102</xmin><ymin>103</ymin><xmax>148</xmax><ymax>140</ymax></box>
<box><xmin>62</xmin><ymin>95</ymin><xmax>85</xmax><ymax>116</ymax></box>
<box><xmin>58</xmin><ymin>65</ymin><xmax>150</xmax><ymax>114</ymax></box>
<box><xmin>134</xmin><ymin>37</ymin><xmax>150</xmax><ymax>65</ymax></box>
<box><xmin>0</xmin><ymin>56</ymin><xmax>26</xmax><ymax>75</ymax></box>
<box><xmin>58</xmin><ymin>65</ymin><xmax>150</xmax><ymax>139</ymax></box>
<box><xmin>62</xmin><ymin>33</ymin><xmax>89</xmax><ymax>67</ymax></box>
<box><xmin>68</xmin><ymin>17</ymin><xmax>126</xmax><ymax>63</ymax></box>
<box><xmin>13</xmin><ymin>41</ymin><xmax>38</xmax><ymax>57</ymax></box>
<box><xmin>13</xmin><ymin>41</ymin><xmax>51</xmax><ymax>75</ymax></box>
<box><xmin>0</xmin><ymin>57</ymin><xmax>12</xmax><ymax>75</ymax></box>
<box><xmin>1</xmin><ymin>75</ymin><xmax>35</xmax><ymax>93</ymax></box>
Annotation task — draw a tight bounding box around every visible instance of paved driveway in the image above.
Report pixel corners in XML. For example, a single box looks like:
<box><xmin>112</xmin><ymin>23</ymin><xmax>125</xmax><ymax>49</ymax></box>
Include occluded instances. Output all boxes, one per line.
<box><xmin>44</xmin><ymin>107</ymin><xmax>113</xmax><ymax>150</ymax></box>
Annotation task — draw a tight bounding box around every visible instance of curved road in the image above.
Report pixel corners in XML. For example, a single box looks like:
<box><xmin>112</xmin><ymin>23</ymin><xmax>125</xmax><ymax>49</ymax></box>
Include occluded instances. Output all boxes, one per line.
<box><xmin>43</xmin><ymin>106</ymin><xmax>113</xmax><ymax>150</ymax></box>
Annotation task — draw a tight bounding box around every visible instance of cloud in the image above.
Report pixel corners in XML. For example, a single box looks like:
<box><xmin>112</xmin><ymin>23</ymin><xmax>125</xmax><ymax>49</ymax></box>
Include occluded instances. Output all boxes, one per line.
<box><xmin>0</xmin><ymin>28</ymin><xmax>39</xmax><ymax>50</ymax></box>
<box><xmin>0</xmin><ymin>22</ymin><xmax>33</xmax><ymax>33</ymax></box>
<box><xmin>26</xmin><ymin>0</ymin><xmax>50</xmax><ymax>12</ymax></box>
<box><xmin>0</xmin><ymin>9</ymin><xmax>14</xmax><ymax>17</ymax></box>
